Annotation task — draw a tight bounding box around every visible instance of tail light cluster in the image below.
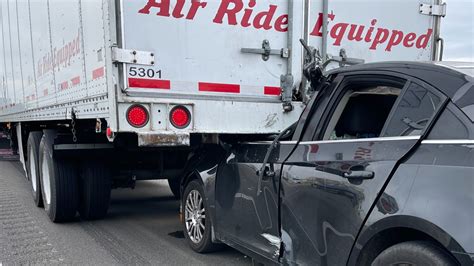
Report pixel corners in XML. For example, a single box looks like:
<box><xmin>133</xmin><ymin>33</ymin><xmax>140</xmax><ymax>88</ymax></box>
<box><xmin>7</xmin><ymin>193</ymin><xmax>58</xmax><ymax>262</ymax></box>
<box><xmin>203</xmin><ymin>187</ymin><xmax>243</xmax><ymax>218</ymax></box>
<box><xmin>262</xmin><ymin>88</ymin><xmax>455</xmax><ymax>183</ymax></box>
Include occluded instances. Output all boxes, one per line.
<box><xmin>126</xmin><ymin>104</ymin><xmax>191</xmax><ymax>129</ymax></box>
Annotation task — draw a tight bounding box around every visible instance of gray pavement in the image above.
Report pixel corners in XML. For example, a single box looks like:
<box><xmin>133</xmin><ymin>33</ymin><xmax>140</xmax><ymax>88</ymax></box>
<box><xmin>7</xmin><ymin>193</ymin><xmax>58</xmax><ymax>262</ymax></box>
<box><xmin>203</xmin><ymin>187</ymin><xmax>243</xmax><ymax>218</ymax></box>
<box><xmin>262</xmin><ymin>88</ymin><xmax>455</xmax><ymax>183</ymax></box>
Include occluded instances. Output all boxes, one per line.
<box><xmin>0</xmin><ymin>161</ymin><xmax>251</xmax><ymax>265</ymax></box>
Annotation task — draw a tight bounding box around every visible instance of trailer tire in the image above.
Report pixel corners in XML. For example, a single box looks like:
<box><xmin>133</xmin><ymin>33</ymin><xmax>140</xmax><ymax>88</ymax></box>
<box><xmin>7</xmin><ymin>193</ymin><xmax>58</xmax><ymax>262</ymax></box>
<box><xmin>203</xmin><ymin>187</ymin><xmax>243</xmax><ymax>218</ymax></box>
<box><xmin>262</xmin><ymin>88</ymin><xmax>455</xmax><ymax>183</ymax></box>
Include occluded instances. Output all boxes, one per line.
<box><xmin>79</xmin><ymin>162</ymin><xmax>112</xmax><ymax>220</ymax></box>
<box><xmin>168</xmin><ymin>178</ymin><xmax>181</xmax><ymax>199</ymax></box>
<box><xmin>39</xmin><ymin>133</ymin><xmax>79</xmax><ymax>222</ymax></box>
<box><xmin>27</xmin><ymin>131</ymin><xmax>43</xmax><ymax>207</ymax></box>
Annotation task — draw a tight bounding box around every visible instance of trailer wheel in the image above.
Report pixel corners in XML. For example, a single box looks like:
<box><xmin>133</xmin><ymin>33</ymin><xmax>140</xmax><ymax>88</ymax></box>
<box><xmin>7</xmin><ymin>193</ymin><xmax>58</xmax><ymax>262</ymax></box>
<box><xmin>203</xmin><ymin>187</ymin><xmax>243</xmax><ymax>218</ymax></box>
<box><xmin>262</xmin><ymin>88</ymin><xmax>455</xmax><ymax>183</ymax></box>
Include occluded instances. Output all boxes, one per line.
<box><xmin>79</xmin><ymin>162</ymin><xmax>112</xmax><ymax>220</ymax></box>
<box><xmin>39</xmin><ymin>133</ymin><xmax>79</xmax><ymax>222</ymax></box>
<box><xmin>182</xmin><ymin>180</ymin><xmax>220</xmax><ymax>253</ymax></box>
<box><xmin>27</xmin><ymin>132</ymin><xmax>43</xmax><ymax>207</ymax></box>
<box><xmin>168</xmin><ymin>178</ymin><xmax>181</xmax><ymax>199</ymax></box>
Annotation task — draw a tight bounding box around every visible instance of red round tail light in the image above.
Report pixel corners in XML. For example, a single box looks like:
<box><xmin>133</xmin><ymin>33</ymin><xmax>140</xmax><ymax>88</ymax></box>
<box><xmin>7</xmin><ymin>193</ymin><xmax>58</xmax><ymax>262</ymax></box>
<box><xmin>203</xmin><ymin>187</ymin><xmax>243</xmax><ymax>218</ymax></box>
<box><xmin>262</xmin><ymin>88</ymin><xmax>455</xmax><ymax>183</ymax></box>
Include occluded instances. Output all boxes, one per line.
<box><xmin>126</xmin><ymin>105</ymin><xmax>149</xmax><ymax>128</ymax></box>
<box><xmin>170</xmin><ymin>106</ymin><xmax>191</xmax><ymax>129</ymax></box>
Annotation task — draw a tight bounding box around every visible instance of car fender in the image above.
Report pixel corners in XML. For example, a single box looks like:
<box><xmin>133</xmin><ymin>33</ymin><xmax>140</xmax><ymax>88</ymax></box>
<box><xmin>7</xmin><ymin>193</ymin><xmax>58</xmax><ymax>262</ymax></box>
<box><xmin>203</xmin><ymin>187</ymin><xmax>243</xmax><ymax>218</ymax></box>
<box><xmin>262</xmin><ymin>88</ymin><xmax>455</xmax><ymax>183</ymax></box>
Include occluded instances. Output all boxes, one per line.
<box><xmin>348</xmin><ymin>163</ymin><xmax>472</xmax><ymax>265</ymax></box>
<box><xmin>349</xmin><ymin>214</ymin><xmax>466</xmax><ymax>263</ymax></box>
<box><xmin>180</xmin><ymin>144</ymin><xmax>227</xmax><ymax>242</ymax></box>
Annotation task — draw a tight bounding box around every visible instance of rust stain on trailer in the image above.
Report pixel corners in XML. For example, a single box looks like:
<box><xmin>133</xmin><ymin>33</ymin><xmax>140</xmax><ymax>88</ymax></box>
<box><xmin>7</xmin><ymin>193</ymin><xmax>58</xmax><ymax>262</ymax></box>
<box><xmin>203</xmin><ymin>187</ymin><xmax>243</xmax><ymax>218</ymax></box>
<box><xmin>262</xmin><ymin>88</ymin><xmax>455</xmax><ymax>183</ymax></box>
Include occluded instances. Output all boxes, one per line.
<box><xmin>137</xmin><ymin>132</ymin><xmax>190</xmax><ymax>147</ymax></box>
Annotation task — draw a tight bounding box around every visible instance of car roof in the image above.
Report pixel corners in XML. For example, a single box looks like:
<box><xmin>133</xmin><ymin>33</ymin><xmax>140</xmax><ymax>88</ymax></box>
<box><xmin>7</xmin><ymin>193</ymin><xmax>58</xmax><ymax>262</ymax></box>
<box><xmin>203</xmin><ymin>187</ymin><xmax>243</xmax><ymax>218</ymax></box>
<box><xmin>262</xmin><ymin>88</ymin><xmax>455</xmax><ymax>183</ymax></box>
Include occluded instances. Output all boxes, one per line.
<box><xmin>325</xmin><ymin>61</ymin><xmax>472</xmax><ymax>98</ymax></box>
<box><xmin>434</xmin><ymin>61</ymin><xmax>474</xmax><ymax>77</ymax></box>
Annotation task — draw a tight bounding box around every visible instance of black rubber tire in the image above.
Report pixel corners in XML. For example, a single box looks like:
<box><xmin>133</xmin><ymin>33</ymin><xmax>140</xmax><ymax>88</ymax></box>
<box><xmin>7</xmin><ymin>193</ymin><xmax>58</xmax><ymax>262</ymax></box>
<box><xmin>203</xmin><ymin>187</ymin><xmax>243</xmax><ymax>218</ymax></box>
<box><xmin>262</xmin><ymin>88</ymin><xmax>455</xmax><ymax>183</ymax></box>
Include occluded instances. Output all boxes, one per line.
<box><xmin>26</xmin><ymin>132</ymin><xmax>43</xmax><ymax>207</ymax></box>
<box><xmin>168</xmin><ymin>178</ymin><xmax>181</xmax><ymax>199</ymax></box>
<box><xmin>39</xmin><ymin>133</ymin><xmax>79</xmax><ymax>223</ymax></box>
<box><xmin>372</xmin><ymin>241</ymin><xmax>457</xmax><ymax>266</ymax></box>
<box><xmin>182</xmin><ymin>180</ymin><xmax>220</xmax><ymax>253</ymax></box>
<box><xmin>79</xmin><ymin>162</ymin><xmax>112</xmax><ymax>220</ymax></box>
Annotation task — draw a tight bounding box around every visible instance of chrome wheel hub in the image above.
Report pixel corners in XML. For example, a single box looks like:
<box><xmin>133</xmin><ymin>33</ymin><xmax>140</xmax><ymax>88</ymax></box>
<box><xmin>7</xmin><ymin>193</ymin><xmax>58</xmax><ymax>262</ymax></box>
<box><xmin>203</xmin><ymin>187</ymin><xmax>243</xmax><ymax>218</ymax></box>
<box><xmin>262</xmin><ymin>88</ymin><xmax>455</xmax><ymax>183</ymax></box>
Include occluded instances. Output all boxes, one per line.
<box><xmin>185</xmin><ymin>189</ymin><xmax>205</xmax><ymax>244</ymax></box>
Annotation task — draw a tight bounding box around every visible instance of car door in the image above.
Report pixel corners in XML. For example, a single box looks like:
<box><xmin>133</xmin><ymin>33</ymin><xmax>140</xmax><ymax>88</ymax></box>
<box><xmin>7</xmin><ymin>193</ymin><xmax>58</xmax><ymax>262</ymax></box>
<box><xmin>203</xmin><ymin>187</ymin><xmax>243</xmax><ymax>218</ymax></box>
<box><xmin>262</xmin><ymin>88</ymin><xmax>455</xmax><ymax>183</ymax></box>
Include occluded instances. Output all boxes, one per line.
<box><xmin>215</xmin><ymin>130</ymin><xmax>301</xmax><ymax>262</ymax></box>
<box><xmin>280</xmin><ymin>73</ymin><xmax>447</xmax><ymax>265</ymax></box>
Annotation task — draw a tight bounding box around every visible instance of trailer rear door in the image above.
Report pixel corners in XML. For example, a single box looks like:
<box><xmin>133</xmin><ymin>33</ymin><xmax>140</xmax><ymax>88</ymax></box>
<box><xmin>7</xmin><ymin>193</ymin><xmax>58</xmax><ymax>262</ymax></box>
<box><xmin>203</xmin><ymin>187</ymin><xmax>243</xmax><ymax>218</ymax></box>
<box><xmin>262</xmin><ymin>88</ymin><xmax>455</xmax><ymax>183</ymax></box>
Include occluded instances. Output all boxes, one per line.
<box><xmin>119</xmin><ymin>0</ymin><xmax>302</xmax><ymax>100</ymax></box>
<box><xmin>308</xmin><ymin>0</ymin><xmax>442</xmax><ymax>63</ymax></box>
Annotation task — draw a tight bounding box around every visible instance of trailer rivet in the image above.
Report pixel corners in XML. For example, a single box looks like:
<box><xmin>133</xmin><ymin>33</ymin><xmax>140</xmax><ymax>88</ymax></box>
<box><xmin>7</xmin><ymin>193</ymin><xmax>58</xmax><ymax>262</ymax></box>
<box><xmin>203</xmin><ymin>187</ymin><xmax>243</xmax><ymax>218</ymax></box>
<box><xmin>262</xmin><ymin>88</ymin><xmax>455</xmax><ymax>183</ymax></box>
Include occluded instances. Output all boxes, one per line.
<box><xmin>150</xmin><ymin>53</ymin><xmax>154</xmax><ymax>56</ymax></box>
<box><xmin>133</xmin><ymin>59</ymin><xmax>137</xmax><ymax>63</ymax></box>
<box><xmin>132</xmin><ymin>50</ymin><xmax>137</xmax><ymax>55</ymax></box>
<box><xmin>151</xmin><ymin>61</ymin><xmax>154</xmax><ymax>65</ymax></box>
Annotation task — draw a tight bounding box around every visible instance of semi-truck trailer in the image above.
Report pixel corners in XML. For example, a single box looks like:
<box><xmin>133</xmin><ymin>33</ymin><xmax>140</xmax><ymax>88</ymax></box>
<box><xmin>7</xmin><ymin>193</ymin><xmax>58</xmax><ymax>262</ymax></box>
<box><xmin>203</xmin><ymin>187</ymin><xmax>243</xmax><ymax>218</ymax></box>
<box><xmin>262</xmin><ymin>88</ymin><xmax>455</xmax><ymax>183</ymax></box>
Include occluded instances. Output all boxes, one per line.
<box><xmin>0</xmin><ymin>0</ymin><xmax>445</xmax><ymax>222</ymax></box>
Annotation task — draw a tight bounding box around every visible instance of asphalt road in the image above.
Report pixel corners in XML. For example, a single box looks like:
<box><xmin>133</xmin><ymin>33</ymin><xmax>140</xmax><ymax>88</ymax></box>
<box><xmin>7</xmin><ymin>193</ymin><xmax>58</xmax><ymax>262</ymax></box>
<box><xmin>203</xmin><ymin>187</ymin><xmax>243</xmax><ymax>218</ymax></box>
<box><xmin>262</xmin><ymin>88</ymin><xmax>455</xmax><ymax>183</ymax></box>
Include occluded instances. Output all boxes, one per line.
<box><xmin>0</xmin><ymin>160</ymin><xmax>251</xmax><ymax>265</ymax></box>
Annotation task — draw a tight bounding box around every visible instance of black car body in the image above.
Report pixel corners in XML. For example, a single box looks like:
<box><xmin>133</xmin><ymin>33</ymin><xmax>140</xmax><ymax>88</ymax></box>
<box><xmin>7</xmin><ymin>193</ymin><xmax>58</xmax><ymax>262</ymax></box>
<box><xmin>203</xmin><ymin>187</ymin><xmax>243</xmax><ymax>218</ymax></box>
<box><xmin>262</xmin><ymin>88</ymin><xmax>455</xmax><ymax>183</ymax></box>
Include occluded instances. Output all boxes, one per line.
<box><xmin>180</xmin><ymin>62</ymin><xmax>474</xmax><ymax>265</ymax></box>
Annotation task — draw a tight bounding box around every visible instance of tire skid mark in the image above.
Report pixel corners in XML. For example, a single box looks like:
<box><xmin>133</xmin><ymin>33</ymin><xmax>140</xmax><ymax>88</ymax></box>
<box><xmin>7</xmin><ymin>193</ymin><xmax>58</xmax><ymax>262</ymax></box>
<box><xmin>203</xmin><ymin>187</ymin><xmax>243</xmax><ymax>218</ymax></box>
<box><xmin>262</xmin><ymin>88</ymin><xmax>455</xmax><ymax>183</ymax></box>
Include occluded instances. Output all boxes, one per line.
<box><xmin>81</xmin><ymin>222</ymin><xmax>151</xmax><ymax>265</ymax></box>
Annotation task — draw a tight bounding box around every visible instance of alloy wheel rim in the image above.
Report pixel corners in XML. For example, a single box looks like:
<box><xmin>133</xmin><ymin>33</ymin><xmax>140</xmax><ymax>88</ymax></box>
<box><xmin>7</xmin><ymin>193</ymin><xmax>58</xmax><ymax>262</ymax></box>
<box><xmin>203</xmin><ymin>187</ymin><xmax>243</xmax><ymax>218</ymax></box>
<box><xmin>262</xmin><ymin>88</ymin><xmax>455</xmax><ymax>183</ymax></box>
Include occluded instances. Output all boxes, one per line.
<box><xmin>185</xmin><ymin>189</ymin><xmax>205</xmax><ymax>244</ymax></box>
<box><xmin>29</xmin><ymin>149</ymin><xmax>37</xmax><ymax>192</ymax></box>
<box><xmin>41</xmin><ymin>151</ymin><xmax>51</xmax><ymax>205</ymax></box>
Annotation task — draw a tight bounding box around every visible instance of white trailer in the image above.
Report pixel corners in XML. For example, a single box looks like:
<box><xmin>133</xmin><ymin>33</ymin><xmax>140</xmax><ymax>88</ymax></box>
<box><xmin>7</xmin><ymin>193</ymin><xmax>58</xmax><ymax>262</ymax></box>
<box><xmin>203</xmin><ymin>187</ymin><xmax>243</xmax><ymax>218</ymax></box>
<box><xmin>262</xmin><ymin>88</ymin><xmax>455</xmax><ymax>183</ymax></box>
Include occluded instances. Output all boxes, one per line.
<box><xmin>0</xmin><ymin>0</ymin><xmax>445</xmax><ymax>222</ymax></box>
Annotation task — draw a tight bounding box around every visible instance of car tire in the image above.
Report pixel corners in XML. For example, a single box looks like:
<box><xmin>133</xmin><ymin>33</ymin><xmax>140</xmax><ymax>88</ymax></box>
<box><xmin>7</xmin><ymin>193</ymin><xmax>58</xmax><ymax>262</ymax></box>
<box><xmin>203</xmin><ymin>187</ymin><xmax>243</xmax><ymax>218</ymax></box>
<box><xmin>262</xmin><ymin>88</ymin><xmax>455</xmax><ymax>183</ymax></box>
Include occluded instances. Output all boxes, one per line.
<box><xmin>27</xmin><ymin>131</ymin><xmax>43</xmax><ymax>207</ymax></box>
<box><xmin>182</xmin><ymin>180</ymin><xmax>220</xmax><ymax>253</ymax></box>
<box><xmin>39</xmin><ymin>132</ymin><xmax>79</xmax><ymax>222</ymax></box>
<box><xmin>79</xmin><ymin>162</ymin><xmax>112</xmax><ymax>220</ymax></box>
<box><xmin>372</xmin><ymin>241</ymin><xmax>456</xmax><ymax>266</ymax></box>
<box><xmin>168</xmin><ymin>178</ymin><xmax>181</xmax><ymax>199</ymax></box>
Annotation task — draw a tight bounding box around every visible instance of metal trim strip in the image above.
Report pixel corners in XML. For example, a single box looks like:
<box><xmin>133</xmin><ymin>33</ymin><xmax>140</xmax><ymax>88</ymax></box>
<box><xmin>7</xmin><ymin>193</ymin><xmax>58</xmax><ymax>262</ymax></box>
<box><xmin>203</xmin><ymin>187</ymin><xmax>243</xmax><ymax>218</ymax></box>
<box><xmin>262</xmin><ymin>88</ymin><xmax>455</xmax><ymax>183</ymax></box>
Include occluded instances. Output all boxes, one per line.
<box><xmin>421</xmin><ymin>139</ymin><xmax>474</xmax><ymax>144</ymax></box>
<box><xmin>297</xmin><ymin>135</ymin><xmax>421</xmax><ymax>145</ymax></box>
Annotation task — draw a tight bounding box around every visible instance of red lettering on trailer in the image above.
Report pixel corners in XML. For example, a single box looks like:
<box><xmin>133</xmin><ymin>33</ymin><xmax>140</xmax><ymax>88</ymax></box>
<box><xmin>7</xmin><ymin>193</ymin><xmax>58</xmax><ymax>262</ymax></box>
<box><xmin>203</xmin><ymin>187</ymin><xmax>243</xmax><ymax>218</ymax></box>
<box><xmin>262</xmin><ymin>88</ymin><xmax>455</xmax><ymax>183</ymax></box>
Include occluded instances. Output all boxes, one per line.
<box><xmin>128</xmin><ymin>78</ymin><xmax>171</xmax><ymax>89</ymax></box>
<box><xmin>274</xmin><ymin>14</ymin><xmax>288</xmax><ymax>32</ymax></box>
<box><xmin>199</xmin><ymin>82</ymin><xmax>240</xmax><ymax>93</ymax></box>
<box><xmin>26</xmin><ymin>94</ymin><xmax>35</xmax><ymax>102</ymax></box>
<box><xmin>309</xmin><ymin>13</ymin><xmax>433</xmax><ymax>51</ymax></box>
<box><xmin>139</xmin><ymin>0</ymin><xmax>207</xmax><ymax>20</ymax></box>
<box><xmin>186</xmin><ymin>0</ymin><xmax>207</xmax><ymax>20</ymax></box>
<box><xmin>264</xmin><ymin>86</ymin><xmax>281</xmax><ymax>96</ymax></box>
<box><xmin>92</xmin><ymin>67</ymin><xmax>105</xmax><ymax>80</ymax></box>
<box><xmin>138</xmin><ymin>2</ymin><xmax>433</xmax><ymax>52</ymax></box>
<box><xmin>213</xmin><ymin>0</ymin><xmax>243</xmax><ymax>25</ymax></box>
<box><xmin>60</xmin><ymin>81</ymin><xmax>69</xmax><ymax>91</ymax></box>
<box><xmin>213</xmin><ymin>0</ymin><xmax>285</xmax><ymax>31</ymax></box>
<box><xmin>37</xmin><ymin>29</ymin><xmax>81</xmax><ymax>78</ymax></box>
<box><xmin>138</xmin><ymin>0</ymin><xmax>171</xmax><ymax>16</ymax></box>
<box><xmin>310</xmin><ymin>12</ymin><xmax>337</xmax><ymax>36</ymax></box>
<box><xmin>71</xmin><ymin>76</ymin><xmax>81</xmax><ymax>86</ymax></box>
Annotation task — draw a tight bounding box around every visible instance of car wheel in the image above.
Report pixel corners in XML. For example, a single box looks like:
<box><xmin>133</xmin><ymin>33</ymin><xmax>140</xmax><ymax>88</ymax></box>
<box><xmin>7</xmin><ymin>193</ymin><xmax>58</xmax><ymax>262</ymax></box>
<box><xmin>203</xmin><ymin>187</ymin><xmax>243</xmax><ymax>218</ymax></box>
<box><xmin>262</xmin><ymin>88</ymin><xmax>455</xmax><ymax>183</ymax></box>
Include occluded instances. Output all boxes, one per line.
<box><xmin>27</xmin><ymin>132</ymin><xmax>43</xmax><ymax>207</ymax></box>
<box><xmin>168</xmin><ymin>178</ymin><xmax>181</xmax><ymax>199</ymax></box>
<box><xmin>372</xmin><ymin>241</ymin><xmax>456</xmax><ymax>266</ymax></box>
<box><xmin>39</xmin><ymin>132</ymin><xmax>79</xmax><ymax>222</ymax></box>
<box><xmin>182</xmin><ymin>180</ymin><xmax>219</xmax><ymax>253</ymax></box>
<box><xmin>79</xmin><ymin>162</ymin><xmax>112</xmax><ymax>220</ymax></box>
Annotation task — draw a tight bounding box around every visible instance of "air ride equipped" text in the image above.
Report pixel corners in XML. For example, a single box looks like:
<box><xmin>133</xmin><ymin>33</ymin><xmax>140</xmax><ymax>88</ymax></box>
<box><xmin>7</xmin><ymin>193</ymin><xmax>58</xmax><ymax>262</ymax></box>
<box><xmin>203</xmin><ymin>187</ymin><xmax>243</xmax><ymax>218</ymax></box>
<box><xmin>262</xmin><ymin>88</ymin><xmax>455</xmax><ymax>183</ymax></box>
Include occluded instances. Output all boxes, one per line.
<box><xmin>138</xmin><ymin>0</ymin><xmax>433</xmax><ymax>52</ymax></box>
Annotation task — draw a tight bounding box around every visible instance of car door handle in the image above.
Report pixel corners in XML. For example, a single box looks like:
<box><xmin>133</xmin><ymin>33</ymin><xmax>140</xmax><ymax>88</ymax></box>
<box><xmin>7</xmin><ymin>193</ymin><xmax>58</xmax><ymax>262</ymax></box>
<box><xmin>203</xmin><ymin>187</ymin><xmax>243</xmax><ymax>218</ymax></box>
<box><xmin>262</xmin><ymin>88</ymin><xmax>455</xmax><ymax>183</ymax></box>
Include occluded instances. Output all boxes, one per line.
<box><xmin>343</xmin><ymin>170</ymin><xmax>374</xmax><ymax>179</ymax></box>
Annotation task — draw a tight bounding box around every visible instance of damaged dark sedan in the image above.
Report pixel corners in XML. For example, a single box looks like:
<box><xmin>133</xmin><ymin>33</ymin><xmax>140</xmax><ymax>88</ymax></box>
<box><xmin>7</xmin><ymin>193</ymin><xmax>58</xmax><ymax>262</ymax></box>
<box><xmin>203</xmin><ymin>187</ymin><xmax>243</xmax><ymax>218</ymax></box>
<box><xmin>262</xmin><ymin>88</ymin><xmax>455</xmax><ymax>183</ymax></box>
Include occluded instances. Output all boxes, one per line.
<box><xmin>179</xmin><ymin>62</ymin><xmax>474</xmax><ymax>265</ymax></box>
